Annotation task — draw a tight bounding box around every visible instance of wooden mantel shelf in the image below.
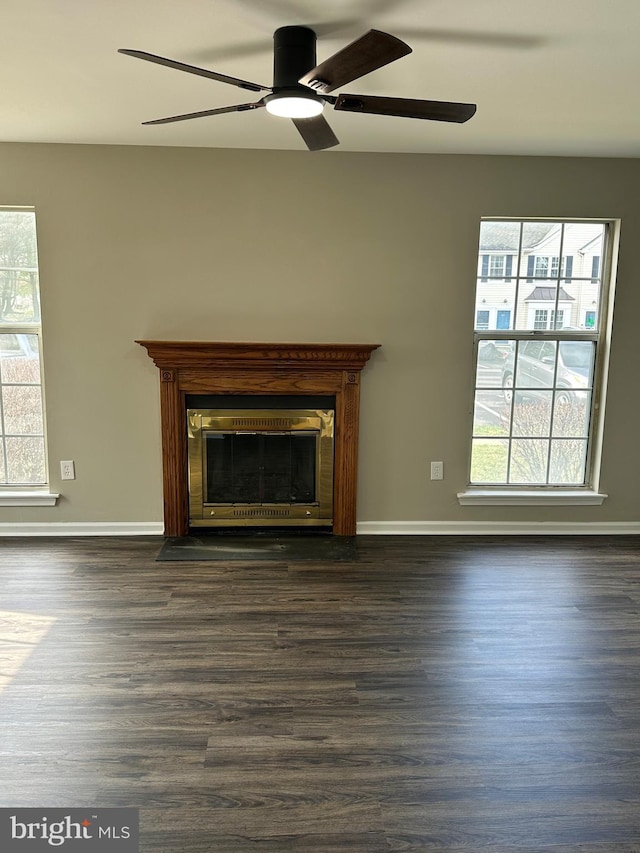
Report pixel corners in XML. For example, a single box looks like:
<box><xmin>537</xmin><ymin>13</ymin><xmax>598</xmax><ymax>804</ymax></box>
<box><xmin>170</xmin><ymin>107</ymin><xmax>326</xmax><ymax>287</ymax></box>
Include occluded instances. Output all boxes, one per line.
<box><xmin>137</xmin><ymin>341</ymin><xmax>380</xmax><ymax>537</ymax></box>
<box><xmin>137</xmin><ymin>340</ymin><xmax>379</xmax><ymax>370</ymax></box>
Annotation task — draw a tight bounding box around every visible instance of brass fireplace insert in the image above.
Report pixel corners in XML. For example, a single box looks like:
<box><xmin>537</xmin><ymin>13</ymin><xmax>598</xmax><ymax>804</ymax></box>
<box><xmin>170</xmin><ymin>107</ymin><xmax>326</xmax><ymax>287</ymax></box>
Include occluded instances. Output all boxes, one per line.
<box><xmin>187</xmin><ymin>408</ymin><xmax>334</xmax><ymax>528</ymax></box>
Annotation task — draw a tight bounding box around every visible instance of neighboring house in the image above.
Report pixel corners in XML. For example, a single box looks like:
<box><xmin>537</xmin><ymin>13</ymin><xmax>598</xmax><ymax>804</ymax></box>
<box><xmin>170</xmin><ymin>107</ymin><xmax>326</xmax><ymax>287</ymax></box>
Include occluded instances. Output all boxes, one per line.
<box><xmin>476</xmin><ymin>222</ymin><xmax>602</xmax><ymax>332</ymax></box>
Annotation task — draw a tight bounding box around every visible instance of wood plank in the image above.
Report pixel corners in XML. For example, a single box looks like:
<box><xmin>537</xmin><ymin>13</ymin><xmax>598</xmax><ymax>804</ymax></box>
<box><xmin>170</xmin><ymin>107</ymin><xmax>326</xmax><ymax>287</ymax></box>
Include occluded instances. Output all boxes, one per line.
<box><xmin>1</xmin><ymin>535</ymin><xmax>640</xmax><ymax>851</ymax></box>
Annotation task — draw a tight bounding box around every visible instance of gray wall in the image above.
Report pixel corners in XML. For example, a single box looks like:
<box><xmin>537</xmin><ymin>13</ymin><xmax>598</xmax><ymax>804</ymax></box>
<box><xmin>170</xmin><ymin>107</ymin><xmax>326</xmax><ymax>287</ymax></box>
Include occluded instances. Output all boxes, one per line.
<box><xmin>1</xmin><ymin>142</ymin><xmax>638</xmax><ymax>527</ymax></box>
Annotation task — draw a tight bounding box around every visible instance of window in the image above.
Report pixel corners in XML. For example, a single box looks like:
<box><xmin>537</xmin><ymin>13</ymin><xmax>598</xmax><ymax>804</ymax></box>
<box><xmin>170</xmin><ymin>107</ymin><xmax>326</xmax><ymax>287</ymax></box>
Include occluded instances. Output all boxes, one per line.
<box><xmin>531</xmin><ymin>308</ymin><xmax>565</xmax><ymax>330</ymax></box>
<box><xmin>528</xmin><ymin>255</ymin><xmax>573</xmax><ymax>281</ymax></box>
<box><xmin>535</xmin><ymin>256</ymin><xmax>552</xmax><ymax>278</ymax></box>
<box><xmin>533</xmin><ymin>309</ymin><xmax>548</xmax><ymax>330</ymax></box>
<box><xmin>480</xmin><ymin>253</ymin><xmax>514</xmax><ymax>282</ymax></box>
<box><xmin>0</xmin><ymin>209</ymin><xmax>48</xmax><ymax>488</ymax></box>
<box><xmin>476</xmin><ymin>310</ymin><xmax>490</xmax><ymax>330</ymax></box>
<box><xmin>467</xmin><ymin>219</ymin><xmax>614</xmax><ymax>497</ymax></box>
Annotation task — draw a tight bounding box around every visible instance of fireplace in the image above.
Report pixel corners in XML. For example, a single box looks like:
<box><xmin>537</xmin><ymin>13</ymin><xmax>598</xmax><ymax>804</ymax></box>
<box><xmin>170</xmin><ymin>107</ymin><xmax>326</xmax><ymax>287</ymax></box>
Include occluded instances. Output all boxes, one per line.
<box><xmin>136</xmin><ymin>341</ymin><xmax>380</xmax><ymax>536</ymax></box>
<box><xmin>187</xmin><ymin>407</ymin><xmax>334</xmax><ymax>528</ymax></box>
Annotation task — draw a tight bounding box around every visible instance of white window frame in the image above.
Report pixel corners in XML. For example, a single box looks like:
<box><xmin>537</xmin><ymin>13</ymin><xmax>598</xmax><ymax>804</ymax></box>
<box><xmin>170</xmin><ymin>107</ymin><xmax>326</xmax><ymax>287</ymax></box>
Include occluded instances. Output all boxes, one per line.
<box><xmin>0</xmin><ymin>207</ymin><xmax>58</xmax><ymax>506</ymax></box>
<box><xmin>459</xmin><ymin>217</ymin><xmax>618</xmax><ymax>507</ymax></box>
<box><xmin>489</xmin><ymin>254</ymin><xmax>507</xmax><ymax>277</ymax></box>
<box><xmin>529</xmin><ymin>307</ymin><xmax>566</xmax><ymax>331</ymax></box>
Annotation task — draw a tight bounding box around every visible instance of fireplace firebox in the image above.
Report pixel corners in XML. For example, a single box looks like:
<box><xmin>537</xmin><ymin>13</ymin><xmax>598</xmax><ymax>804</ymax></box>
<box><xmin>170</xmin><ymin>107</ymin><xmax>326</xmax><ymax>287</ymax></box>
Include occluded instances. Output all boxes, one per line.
<box><xmin>188</xmin><ymin>408</ymin><xmax>334</xmax><ymax>527</ymax></box>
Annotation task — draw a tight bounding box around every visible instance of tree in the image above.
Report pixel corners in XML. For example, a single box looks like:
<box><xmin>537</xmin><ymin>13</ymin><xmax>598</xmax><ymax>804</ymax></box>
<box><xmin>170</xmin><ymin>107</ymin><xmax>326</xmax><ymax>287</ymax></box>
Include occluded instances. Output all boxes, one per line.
<box><xmin>0</xmin><ymin>211</ymin><xmax>40</xmax><ymax>323</ymax></box>
<box><xmin>510</xmin><ymin>398</ymin><xmax>588</xmax><ymax>484</ymax></box>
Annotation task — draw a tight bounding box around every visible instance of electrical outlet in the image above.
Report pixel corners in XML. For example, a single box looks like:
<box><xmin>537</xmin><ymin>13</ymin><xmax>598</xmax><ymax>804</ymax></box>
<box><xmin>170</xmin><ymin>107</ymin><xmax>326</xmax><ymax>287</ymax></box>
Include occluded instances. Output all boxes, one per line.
<box><xmin>60</xmin><ymin>460</ymin><xmax>75</xmax><ymax>480</ymax></box>
<box><xmin>430</xmin><ymin>461</ymin><xmax>444</xmax><ymax>480</ymax></box>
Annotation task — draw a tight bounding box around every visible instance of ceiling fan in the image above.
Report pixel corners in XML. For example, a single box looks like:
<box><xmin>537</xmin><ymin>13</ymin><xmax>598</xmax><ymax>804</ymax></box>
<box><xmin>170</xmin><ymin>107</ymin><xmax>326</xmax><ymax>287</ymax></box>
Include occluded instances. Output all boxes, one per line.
<box><xmin>119</xmin><ymin>26</ymin><xmax>476</xmax><ymax>151</ymax></box>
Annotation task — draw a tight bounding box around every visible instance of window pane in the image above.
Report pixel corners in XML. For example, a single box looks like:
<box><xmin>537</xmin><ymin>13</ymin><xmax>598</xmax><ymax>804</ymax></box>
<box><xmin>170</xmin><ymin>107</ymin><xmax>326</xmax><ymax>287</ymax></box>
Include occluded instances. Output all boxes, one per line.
<box><xmin>514</xmin><ymin>341</ymin><xmax>556</xmax><ymax>389</ymax></box>
<box><xmin>557</xmin><ymin>340</ymin><xmax>595</xmax><ymax>390</ymax></box>
<box><xmin>549</xmin><ymin>440</ymin><xmax>588</xmax><ymax>484</ymax></box>
<box><xmin>0</xmin><ymin>333</ymin><xmax>41</xmax><ymax>383</ymax></box>
<box><xmin>0</xmin><ymin>211</ymin><xmax>40</xmax><ymax>323</ymax></box>
<box><xmin>473</xmin><ymin>393</ymin><xmax>509</xmax><ymax>437</ymax></box>
<box><xmin>476</xmin><ymin>339</ymin><xmax>511</xmax><ymax>378</ymax></box>
<box><xmin>2</xmin><ymin>386</ymin><xmax>44</xmax><ymax>434</ymax></box>
<box><xmin>512</xmin><ymin>394</ymin><xmax>552</xmax><ymax>437</ymax></box>
<box><xmin>470</xmin><ymin>438</ymin><xmax>508</xmax><ymax>483</ymax></box>
<box><xmin>552</xmin><ymin>395</ymin><xmax>591</xmax><ymax>437</ymax></box>
<box><xmin>4</xmin><ymin>436</ymin><xmax>46</xmax><ymax>484</ymax></box>
<box><xmin>479</xmin><ymin>221</ymin><xmax>521</xmax><ymax>254</ymax></box>
<box><xmin>509</xmin><ymin>439</ymin><xmax>550</xmax><ymax>484</ymax></box>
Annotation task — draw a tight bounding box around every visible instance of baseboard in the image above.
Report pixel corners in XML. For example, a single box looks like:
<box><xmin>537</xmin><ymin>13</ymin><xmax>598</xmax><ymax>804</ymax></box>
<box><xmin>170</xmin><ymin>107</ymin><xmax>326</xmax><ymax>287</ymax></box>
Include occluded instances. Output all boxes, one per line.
<box><xmin>1</xmin><ymin>520</ymin><xmax>638</xmax><ymax>537</ymax></box>
<box><xmin>0</xmin><ymin>522</ymin><xmax>165</xmax><ymax>537</ymax></box>
<box><xmin>357</xmin><ymin>521</ymin><xmax>640</xmax><ymax>535</ymax></box>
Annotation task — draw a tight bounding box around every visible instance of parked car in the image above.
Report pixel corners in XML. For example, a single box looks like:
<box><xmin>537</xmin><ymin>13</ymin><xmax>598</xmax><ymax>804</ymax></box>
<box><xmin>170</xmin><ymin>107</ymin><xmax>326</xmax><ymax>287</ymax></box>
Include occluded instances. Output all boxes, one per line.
<box><xmin>502</xmin><ymin>339</ymin><xmax>594</xmax><ymax>403</ymax></box>
<box><xmin>478</xmin><ymin>340</ymin><xmax>509</xmax><ymax>365</ymax></box>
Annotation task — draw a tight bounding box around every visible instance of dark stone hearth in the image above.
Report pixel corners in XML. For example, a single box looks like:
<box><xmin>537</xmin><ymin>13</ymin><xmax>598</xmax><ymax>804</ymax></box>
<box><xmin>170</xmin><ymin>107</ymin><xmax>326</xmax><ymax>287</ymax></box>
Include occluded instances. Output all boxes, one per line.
<box><xmin>157</xmin><ymin>534</ymin><xmax>358</xmax><ymax>562</ymax></box>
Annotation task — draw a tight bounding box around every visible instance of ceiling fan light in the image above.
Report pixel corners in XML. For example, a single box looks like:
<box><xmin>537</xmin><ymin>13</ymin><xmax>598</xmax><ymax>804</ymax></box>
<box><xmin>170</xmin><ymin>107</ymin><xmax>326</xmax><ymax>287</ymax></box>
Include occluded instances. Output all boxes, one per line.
<box><xmin>265</xmin><ymin>95</ymin><xmax>324</xmax><ymax>119</ymax></box>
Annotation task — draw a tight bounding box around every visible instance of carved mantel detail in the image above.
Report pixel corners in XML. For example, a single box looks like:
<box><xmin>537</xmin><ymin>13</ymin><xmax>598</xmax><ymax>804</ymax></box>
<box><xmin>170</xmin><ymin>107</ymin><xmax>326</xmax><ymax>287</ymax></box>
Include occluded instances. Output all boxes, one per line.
<box><xmin>137</xmin><ymin>341</ymin><xmax>380</xmax><ymax>537</ymax></box>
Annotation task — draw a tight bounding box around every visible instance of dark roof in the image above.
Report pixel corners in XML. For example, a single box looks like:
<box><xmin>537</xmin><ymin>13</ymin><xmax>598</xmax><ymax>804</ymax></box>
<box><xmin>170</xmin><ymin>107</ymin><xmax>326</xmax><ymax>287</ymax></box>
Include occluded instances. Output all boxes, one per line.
<box><xmin>479</xmin><ymin>221</ymin><xmax>557</xmax><ymax>252</ymax></box>
<box><xmin>525</xmin><ymin>286</ymin><xmax>574</xmax><ymax>301</ymax></box>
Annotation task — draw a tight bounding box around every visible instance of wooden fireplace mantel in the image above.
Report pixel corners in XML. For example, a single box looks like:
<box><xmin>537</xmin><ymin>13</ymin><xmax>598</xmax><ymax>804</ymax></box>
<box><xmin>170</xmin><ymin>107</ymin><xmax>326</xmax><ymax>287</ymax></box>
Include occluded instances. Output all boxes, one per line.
<box><xmin>137</xmin><ymin>341</ymin><xmax>380</xmax><ymax>537</ymax></box>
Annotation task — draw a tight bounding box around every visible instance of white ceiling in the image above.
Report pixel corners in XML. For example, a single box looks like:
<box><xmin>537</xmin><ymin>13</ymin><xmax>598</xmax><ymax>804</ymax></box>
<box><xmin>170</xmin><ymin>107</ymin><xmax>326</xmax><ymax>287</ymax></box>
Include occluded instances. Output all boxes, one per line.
<box><xmin>3</xmin><ymin>0</ymin><xmax>640</xmax><ymax>157</ymax></box>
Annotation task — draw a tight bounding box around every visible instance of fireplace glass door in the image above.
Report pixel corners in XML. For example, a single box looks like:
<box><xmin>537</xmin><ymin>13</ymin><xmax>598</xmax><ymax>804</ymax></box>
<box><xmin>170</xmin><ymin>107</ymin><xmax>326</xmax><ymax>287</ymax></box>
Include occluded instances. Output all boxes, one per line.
<box><xmin>187</xmin><ymin>409</ymin><xmax>334</xmax><ymax>527</ymax></box>
<box><xmin>205</xmin><ymin>432</ymin><xmax>316</xmax><ymax>504</ymax></box>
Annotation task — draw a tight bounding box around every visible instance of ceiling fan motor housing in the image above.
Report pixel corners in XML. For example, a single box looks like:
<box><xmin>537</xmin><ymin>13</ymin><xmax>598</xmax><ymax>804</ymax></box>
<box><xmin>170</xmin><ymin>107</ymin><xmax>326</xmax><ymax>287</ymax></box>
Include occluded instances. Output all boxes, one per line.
<box><xmin>272</xmin><ymin>26</ymin><xmax>320</xmax><ymax>95</ymax></box>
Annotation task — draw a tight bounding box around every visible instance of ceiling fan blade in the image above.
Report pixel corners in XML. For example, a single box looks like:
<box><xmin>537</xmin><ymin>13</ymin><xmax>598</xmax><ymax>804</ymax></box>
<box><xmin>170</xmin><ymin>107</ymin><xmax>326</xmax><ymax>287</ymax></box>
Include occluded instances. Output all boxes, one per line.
<box><xmin>298</xmin><ymin>30</ymin><xmax>411</xmax><ymax>94</ymax></box>
<box><xmin>334</xmin><ymin>94</ymin><xmax>477</xmax><ymax>123</ymax></box>
<box><xmin>118</xmin><ymin>49</ymin><xmax>270</xmax><ymax>93</ymax></box>
<box><xmin>291</xmin><ymin>115</ymin><xmax>339</xmax><ymax>151</ymax></box>
<box><xmin>142</xmin><ymin>101</ymin><xmax>265</xmax><ymax>126</ymax></box>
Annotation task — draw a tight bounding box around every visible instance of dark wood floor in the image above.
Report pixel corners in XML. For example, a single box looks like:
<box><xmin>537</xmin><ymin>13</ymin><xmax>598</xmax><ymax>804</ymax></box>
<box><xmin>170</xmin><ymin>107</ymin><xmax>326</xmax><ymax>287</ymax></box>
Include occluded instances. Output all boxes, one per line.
<box><xmin>1</xmin><ymin>535</ymin><xmax>639</xmax><ymax>852</ymax></box>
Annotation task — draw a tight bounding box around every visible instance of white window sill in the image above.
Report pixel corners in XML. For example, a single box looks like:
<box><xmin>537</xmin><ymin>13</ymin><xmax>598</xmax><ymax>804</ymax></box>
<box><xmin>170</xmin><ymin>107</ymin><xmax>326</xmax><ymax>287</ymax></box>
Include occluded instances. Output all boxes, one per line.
<box><xmin>0</xmin><ymin>490</ymin><xmax>60</xmax><ymax>507</ymax></box>
<box><xmin>457</xmin><ymin>489</ymin><xmax>607</xmax><ymax>506</ymax></box>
